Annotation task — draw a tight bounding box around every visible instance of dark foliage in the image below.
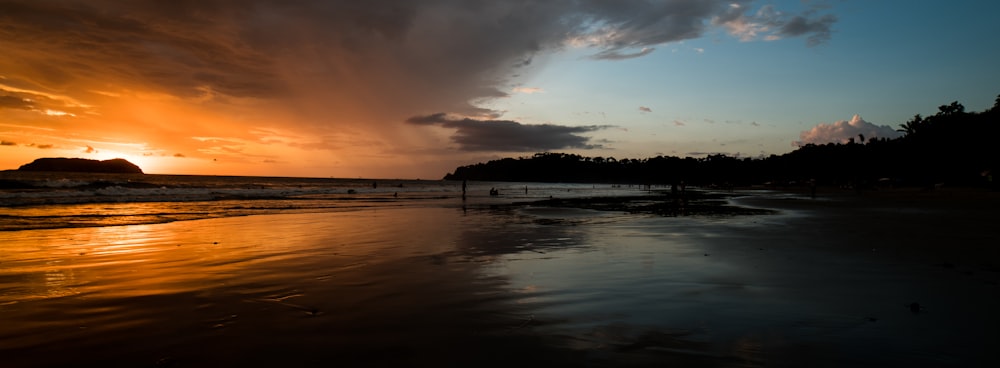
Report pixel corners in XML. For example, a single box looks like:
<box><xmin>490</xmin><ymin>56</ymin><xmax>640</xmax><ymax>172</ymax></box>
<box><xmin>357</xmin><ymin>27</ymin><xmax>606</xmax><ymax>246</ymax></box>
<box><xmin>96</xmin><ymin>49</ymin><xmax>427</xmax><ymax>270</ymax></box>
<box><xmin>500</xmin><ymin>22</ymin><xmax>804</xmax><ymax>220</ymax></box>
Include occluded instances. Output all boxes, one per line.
<box><xmin>445</xmin><ymin>95</ymin><xmax>1000</xmax><ymax>188</ymax></box>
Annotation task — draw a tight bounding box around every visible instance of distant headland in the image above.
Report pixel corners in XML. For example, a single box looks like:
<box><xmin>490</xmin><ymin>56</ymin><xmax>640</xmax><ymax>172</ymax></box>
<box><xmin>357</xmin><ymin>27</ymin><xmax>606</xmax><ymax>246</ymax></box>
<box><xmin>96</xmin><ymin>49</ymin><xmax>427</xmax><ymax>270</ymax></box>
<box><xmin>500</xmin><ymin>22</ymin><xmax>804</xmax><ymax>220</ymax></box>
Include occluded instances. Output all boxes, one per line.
<box><xmin>444</xmin><ymin>95</ymin><xmax>1000</xmax><ymax>190</ymax></box>
<box><xmin>17</xmin><ymin>158</ymin><xmax>143</xmax><ymax>174</ymax></box>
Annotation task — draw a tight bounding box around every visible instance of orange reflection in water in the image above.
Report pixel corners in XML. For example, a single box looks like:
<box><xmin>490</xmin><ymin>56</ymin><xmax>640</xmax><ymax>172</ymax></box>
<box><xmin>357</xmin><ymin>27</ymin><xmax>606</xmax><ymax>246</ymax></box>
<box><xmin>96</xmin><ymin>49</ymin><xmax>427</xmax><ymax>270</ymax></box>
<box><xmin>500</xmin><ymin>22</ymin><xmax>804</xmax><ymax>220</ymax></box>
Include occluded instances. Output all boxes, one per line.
<box><xmin>0</xmin><ymin>207</ymin><xmax>465</xmax><ymax>304</ymax></box>
<box><xmin>0</xmin><ymin>207</ymin><xmax>547</xmax><ymax>367</ymax></box>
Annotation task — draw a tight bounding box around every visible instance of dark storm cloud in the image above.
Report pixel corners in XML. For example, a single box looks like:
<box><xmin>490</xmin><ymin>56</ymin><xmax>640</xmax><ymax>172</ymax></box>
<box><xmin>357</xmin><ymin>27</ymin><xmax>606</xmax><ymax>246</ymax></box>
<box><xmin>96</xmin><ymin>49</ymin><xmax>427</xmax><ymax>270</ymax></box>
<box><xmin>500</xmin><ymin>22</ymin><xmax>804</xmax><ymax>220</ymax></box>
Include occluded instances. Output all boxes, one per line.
<box><xmin>0</xmin><ymin>1</ymin><xmax>283</xmax><ymax>98</ymax></box>
<box><xmin>777</xmin><ymin>13</ymin><xmax>837</xmax><ymax>46</ymax></box>
<box><xmin>712</xmin><ymin>2</ymin><xmax>836</xmax><ymax>46</ymax></box>
<box><xmin>570</xmin><ymin>0</ymin><xmax>741</xmax><ymax>57</ymax></box>
<box><xmin>406</xmin><ymin>113</ymin><xmax>612</xmax><ymax>152</ymax></box>
<box><xmin>0</xmin><ymin>1</ymin><xmax>838</xmax><ymax>93</ymax></box>
<box><xmin>0</xmin><ymin>0</ymin><xmax>839</xmax><ymax>138</ymax></box>
<box><xmin>0</xmin><ymin>87</ymin><xmax>87</xmax><ymax>116</ymax></box>
<box><xmin>0</xmin><ymin>94</ymin><xmax>32</xmax><ymax>110</ymax></box>
<box><xmin>591</xmin><ymin>47</ymin><xmax>656</xmax><ymax>60</ymax></box>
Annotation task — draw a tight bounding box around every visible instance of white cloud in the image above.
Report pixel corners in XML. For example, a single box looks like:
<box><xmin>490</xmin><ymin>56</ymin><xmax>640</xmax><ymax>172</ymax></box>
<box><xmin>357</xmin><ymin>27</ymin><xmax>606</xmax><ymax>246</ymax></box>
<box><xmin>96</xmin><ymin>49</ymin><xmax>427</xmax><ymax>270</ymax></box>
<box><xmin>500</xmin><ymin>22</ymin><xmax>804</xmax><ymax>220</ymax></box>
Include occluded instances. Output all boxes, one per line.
<box><xmin>43</xmin><ymin>109</ymin><xmax>75</xmax><ymax>117</ymax></box>
<box><xmin>794</xmin><ymin>114</ymin><xmax>902</xmax><ymax>146</ymax></box>
<box><xmin>512</xmin><ymin>87</ymin><xmax>544</xmax><ymax>94</ymax></box>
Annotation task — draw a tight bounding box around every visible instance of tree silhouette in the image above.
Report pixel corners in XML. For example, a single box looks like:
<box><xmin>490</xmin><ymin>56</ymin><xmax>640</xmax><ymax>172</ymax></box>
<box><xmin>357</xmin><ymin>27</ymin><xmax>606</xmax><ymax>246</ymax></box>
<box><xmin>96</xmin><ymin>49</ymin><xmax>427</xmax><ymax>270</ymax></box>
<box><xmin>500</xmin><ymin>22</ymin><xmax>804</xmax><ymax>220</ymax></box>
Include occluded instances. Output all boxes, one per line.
<box><xmin>444</xmin><ymin>93</ymin><xmax>1000</xmax><ymax>189</ymax></box>
<box><xmin>937</xmin><ymin>101</ymin><xmax>965</xmax><ymax>116</ymax></box>
<box><xmin>897</xmin><ymin>114</ymin><xmax>924</xmax><ymax>135</ymax></box>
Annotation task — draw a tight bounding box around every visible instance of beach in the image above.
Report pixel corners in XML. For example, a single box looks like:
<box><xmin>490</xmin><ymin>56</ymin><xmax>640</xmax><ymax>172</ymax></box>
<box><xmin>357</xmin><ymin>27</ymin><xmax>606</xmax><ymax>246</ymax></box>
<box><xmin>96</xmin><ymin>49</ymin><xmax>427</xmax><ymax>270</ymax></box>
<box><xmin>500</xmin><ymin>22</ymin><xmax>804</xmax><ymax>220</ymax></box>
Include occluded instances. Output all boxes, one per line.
<box><xmin>2</xmin><ymin>186</ymin><xmax>999</xmax><ymax>367</ymax></box>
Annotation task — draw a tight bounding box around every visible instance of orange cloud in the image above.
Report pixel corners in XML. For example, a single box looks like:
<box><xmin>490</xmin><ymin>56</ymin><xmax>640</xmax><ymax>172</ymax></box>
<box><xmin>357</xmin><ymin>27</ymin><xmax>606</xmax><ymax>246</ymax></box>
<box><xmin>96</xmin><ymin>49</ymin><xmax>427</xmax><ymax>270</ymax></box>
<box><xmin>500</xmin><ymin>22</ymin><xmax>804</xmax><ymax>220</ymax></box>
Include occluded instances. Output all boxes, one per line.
<box><xmin>0</xmin><ymin>1</ymin><xmax>839</xmax><ymax>178</ymax></box>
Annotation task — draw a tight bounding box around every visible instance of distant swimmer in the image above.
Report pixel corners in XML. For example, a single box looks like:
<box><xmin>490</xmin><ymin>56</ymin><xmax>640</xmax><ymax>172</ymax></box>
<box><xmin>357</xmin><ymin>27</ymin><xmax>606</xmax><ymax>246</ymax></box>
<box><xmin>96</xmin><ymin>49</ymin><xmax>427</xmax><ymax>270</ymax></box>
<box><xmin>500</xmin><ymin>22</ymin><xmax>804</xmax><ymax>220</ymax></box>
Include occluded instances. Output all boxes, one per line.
<box><xmin>489</xmin><ymin>187</ymin><xmax>499</xmax><ymax>196</ymax></box>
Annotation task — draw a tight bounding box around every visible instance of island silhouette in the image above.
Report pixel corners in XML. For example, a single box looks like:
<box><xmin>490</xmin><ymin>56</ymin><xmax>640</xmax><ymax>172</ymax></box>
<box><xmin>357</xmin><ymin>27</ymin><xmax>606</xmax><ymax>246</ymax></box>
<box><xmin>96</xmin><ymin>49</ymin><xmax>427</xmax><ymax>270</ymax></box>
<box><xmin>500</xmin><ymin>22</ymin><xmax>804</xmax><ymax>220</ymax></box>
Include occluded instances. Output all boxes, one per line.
<box><xmin>17</xmin><ymin>158</ymin><xmax>143</xmax><ymax>174</ymax></box>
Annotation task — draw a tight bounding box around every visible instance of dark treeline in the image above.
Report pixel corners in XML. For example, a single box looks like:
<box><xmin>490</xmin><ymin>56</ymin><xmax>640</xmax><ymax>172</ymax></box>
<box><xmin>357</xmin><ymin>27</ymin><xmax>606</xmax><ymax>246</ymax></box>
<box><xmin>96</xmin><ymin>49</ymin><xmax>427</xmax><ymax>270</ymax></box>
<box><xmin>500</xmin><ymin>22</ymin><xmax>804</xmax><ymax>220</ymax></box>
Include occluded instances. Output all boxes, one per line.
<box><xmin>445</xmin><ymin>96</ymin><xmax>1000</xmax><ymax>189</ymax></box>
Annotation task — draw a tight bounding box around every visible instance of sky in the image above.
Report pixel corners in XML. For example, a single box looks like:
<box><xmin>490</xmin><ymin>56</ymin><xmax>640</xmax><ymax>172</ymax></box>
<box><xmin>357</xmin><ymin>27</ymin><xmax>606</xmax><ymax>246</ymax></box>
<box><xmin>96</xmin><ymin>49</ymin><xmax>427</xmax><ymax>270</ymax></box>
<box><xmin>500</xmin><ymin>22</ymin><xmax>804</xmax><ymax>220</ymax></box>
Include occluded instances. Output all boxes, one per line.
<box><xmin>1</xmin><ymin>0</ymin><xmax>998</xmax><ymax>179</ymax></box>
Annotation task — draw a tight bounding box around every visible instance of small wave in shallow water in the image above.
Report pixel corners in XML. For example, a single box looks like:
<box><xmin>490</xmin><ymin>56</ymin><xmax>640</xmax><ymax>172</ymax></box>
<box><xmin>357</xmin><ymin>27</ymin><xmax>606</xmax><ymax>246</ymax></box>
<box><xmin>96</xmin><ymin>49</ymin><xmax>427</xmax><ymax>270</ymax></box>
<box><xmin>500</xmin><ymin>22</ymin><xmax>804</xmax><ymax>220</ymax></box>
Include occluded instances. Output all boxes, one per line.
<box><xmin>0</xmin><ymin>171</ymin><xmax>662</xmax><ymax>231</ymax></box>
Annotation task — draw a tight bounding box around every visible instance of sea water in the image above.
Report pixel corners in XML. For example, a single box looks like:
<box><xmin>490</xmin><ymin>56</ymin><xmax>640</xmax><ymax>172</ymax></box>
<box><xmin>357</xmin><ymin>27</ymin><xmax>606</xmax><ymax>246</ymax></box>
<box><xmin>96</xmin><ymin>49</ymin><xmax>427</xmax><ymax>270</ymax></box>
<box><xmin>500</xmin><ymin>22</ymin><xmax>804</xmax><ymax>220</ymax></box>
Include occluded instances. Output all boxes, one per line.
<box><xmin>0</xmin><ymin>171</ymin><xmax>652</xmax><ymax>231</ymax></box>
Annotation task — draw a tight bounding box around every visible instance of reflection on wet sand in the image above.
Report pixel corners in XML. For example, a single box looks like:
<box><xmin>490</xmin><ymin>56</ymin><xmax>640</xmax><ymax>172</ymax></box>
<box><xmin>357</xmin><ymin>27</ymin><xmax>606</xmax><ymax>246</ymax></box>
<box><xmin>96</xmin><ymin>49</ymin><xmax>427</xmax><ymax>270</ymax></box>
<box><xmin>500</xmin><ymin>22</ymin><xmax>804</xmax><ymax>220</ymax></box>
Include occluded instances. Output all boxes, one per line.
<box><xmin>0</xmin><ymin>208</ymin><xmax>531</xmax><ymax>366</ymax></box>
<box><xmin>2</xmin><ymin>192</ymin><xmax>999</xmax><ymax>367</ymax></box>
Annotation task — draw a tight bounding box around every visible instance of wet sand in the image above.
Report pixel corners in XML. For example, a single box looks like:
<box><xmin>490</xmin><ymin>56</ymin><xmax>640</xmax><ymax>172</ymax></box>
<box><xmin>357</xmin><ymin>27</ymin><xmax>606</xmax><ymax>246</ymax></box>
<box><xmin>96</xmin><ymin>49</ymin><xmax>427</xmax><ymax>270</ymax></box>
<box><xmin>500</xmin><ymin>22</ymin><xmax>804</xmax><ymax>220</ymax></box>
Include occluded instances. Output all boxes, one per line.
<box><xmin>1</xmin><ymin>188</ymin><xmax>998</xmax><ymax>367</ymax></box>
<box><xmin>712</xmin><ymin>188</ymin><xmax>1000</xmax><ymax>366</ymax></box>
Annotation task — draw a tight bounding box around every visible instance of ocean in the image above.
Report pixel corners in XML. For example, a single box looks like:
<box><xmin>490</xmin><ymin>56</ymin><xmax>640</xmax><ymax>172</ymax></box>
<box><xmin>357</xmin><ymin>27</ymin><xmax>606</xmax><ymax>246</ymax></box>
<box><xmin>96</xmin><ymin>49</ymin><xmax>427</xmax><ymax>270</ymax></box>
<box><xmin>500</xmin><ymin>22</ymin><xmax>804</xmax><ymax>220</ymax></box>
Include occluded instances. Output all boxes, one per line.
<box><xmin>0</xmin><ymin>171</ymin><xmax>648</xmax><ymax>231</ymax></box>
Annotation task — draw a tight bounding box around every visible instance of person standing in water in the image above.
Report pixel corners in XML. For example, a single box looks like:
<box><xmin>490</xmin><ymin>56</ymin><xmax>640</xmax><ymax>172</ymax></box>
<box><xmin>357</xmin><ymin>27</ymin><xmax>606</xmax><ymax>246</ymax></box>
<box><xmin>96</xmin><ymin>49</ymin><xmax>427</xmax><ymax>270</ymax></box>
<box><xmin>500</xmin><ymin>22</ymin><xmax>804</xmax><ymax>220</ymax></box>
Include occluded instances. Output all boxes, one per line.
<box><xmin>462</xmin><ymin>180</ymin><xmax>467</xmax><ymax>200</ymax></box>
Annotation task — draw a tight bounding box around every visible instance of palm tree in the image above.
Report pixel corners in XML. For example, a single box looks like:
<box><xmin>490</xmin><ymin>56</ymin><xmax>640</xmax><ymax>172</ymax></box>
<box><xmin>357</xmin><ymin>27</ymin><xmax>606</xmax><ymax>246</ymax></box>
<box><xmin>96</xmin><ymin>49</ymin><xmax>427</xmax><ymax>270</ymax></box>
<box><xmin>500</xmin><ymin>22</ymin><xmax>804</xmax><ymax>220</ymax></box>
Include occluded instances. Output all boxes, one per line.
<box><xmin>897</xmin><ymin>114</ymin><xmax>924</xmax><ymax>135</ymax></box>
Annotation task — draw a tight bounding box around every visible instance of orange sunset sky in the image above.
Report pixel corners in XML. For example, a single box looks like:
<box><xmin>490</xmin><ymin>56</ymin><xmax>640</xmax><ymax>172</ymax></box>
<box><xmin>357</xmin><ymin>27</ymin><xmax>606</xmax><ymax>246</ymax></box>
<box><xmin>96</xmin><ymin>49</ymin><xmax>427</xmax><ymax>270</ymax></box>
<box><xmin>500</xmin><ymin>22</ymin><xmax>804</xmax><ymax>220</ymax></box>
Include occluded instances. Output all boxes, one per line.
<box><xmin>2</xmin><ymin>1</ymin><xmax>998</xmax><ymax>178</ymax></box>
